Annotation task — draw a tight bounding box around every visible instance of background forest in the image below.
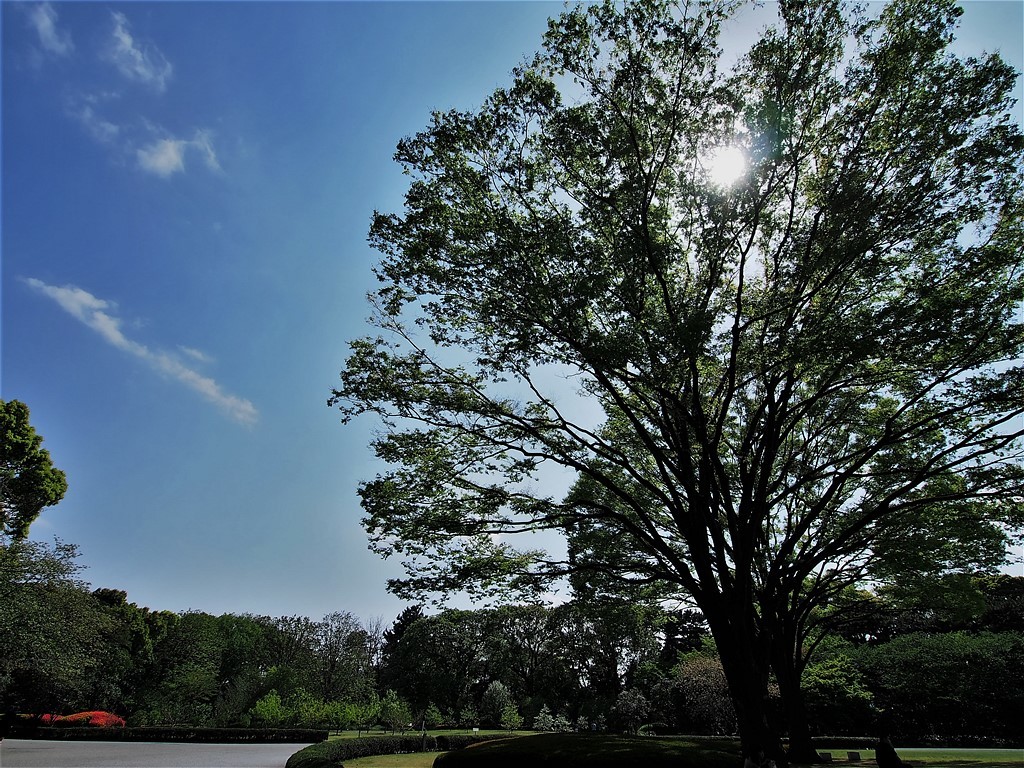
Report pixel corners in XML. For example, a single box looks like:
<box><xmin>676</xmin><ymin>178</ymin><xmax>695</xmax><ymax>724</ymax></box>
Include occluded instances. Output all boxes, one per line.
<box><xmin>2</xmin><ymin>539</ymin><xmax>1022</xmax><ymax>744</ymax></box>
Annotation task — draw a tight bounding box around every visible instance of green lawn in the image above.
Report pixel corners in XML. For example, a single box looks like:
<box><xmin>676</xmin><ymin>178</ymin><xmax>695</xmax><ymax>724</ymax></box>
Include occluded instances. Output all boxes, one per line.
<box><xmin>338</xmin><ymin>753</ymin><xmax>445</xmax><ymax>767</ymax></box>
<box><xmin>430</xmin><ymin>736</ymin><xmax>1023</xmax><ymax>768</ymax></box>
<box><xmin>811</xmin><ymin>747</ymin><xmax>1023</xmax><ymax>767</ymax></box>
<box><xmin>884</xmin><ymin>748</ymin><xmax>1022</xmax><ymax>767</ymax></box>
<box><xmin>433</xmin><ymin>733</ymin><xmax>743</xmax><ymax>768</ymax></box>
<box><xmin>306</xmin><ymin>735</ymin><xmax>1023</xmax><ymax>768</ymax></box>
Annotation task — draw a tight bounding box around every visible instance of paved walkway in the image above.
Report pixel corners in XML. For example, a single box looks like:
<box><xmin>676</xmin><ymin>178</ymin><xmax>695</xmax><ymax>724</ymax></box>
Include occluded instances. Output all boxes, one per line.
<box><xmin>0</xmin><ymin>739</ymin><xmax>311</xmax><ymax>768</ymax></box>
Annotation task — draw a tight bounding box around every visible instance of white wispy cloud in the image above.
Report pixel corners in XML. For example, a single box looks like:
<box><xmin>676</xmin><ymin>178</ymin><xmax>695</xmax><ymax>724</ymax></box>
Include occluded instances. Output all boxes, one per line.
<box><xmin>137</xmin><ymin>138</ymin><xmax>186</xmax><ymax>177</ymax></box>
<box><xmin>66</xmin><ymin>103</ymin><xmax>221</xmax><ymax>179</ymax></box>
<box><xmin>178</xmin><ymin>345</ymin><xmax>214</xmax><ymax>364</ymax></box>
<box><xmin>25</xmin><ymin>278</ymin><xmax>258</xmax><ymax>427</ymax></box>
<box><xmin>27</xmin><ymin>3</ymin><xmax>73</xmax><ymax>57</ymax></box>
<box><xmin>136</xmin><ymin>131</ymin><xmax>221</xmax><ymax>178</ymax></box>
<box><xmin>106</xmin><ymin>11</ymin><xmax>172</xmax><ymax>92</ymax></box>
<box><xmin>45</xmin><ymin>9</ymin><xmax>225</xmax><ymax>181</ymax></box>
<box><xmin>192</xmin><ymin>130</ymin><xmax>222</xmax><ymax>172</ymax></box>
<box><xmin>73</xmin><ymin>103</ymin><xmax>121</xmax><ymax>143</ymax></box>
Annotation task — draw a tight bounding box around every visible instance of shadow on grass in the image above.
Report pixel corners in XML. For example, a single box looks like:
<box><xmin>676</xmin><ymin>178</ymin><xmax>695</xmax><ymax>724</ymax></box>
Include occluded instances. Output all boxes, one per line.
<box><xmin>433</xmin><ymin>733</ymin><xmax>742</xmax><ymax>768</ymax></box>
<box><xmin>433</xmin><ymin>736</ymin><xmax>1024</xmax><ymax>768</ymax></box>
<box><xmin>898</xmin><ymin>762</ymin><xmax>1023</xmax><ymax>768</ymax></box>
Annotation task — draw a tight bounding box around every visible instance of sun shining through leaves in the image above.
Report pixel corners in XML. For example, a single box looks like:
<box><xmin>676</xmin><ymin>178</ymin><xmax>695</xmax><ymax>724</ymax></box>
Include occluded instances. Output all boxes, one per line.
<box><xmin>706</xmin><ymin>145</ymin><xmax>747</xmax><ymax>187</ymax></box>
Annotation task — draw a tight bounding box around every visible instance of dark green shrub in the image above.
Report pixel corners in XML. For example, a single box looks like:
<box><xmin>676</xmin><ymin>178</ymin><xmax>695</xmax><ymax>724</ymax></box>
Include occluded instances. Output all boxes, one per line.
<box><xmin>286</xmin><ymin>732</ymin><xmax>514</xmax><ymax>768</ymax></box>
<box><xmin>435</xmin><ymin>734</ymin><xmax>512</xmax><ymax>750</ymax></box>
<box><xmin>287</xmin><ymin>735</ymin><xmax>435</xmax><ymax>768</ymax></box>
<box><xmin>810</xmin><ymin>737</ymin><xmax>875</xmax><ymax>750</ymax></box>
<box><xmin>801</xmin><ymin>655</ymin><xmax>874</xmax><ymax>736</ymax></box>
<box><xmin>33</xmin><ymin>726</ymin><xmax>327</xmax><ymax>743</ymax></box>
<box><xmin>851</xmin><ymin>631</ymin><xmax>1024</xmax><ymax>742</ymax></box>
<box><xmin>284</xmin><ymin>741</ymin><xmax>335</xmax><ymax>768</ymax></box>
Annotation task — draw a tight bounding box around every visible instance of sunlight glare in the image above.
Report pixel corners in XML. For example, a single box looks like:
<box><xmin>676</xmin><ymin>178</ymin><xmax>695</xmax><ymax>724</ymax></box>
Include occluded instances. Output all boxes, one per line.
<box><xmin>707</xmin><ymin>145</ymin><xmax>747</xmax><ymax>187</ymax></box>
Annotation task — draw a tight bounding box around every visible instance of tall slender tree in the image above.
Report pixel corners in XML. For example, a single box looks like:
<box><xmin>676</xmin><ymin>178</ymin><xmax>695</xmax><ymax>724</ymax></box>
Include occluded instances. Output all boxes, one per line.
<box><xmin>333</xmin><ymin>0</ymin><xmax>1024</xmax><ymax>760</ymax></box>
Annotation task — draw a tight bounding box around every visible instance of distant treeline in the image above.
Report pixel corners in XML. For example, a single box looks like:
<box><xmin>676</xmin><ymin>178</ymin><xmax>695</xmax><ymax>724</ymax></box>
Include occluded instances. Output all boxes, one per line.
<box><xmin>2</xmin><ymin>540</ymin><xmax>1022</xmax><ymax>742</ymax></box>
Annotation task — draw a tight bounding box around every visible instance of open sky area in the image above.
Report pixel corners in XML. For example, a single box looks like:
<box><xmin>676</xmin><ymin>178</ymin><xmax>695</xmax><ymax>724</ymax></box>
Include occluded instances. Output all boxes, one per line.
<box><xmin>3</xmin><ymin>1</ymin><xmax>1022</xmax><ymax>624</ymax></box>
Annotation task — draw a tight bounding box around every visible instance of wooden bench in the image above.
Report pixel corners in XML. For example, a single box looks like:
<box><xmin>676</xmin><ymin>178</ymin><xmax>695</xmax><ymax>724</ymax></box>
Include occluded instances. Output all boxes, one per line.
<box><xmin>848</xmin><ymin>752</ymin><xmax>862</xmax><ymax>762</ymax></box>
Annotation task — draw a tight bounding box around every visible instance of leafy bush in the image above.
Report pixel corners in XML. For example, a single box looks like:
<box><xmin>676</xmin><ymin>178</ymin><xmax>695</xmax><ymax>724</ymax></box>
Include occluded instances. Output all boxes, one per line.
<box><xmin>423</xmin><ymin>702</ymin><xmax>444</xmax><ymax>729</ymax></box>
<box><xmin>252</xmin><ymin>691</ymin><xmax>289</xmax><ymax>727</ymax></box>
<box><xmin>533</xmin><ymin>704</ymin><xmax>573</xmax><ymax>733</ymax></box>
<box><xmin>480</xmin><ymin>681</ymin><xmax>513</xmax><ymax>728</ymax></box>
<box><xmin>346</xmin><ymin>695</ymin><xmax>381</xmax><ymax>735</ymax></box>
<box><xmin>289</xmin><ymin>689</ymin><xmax>332</xmax><ymax>729</ymax></box>
<box><xmin>851</xmin><ymin>631</ymin><xmax>1024</xmax><ymax>742</ymax></box>
<box><xmin>673</xmin><ymin>654</ymin><xmax>737</xmax><ymax>735</ymax></box>
<box><xmin>379</xmin><ymin>690</ymin><xmax>413</xmax><ymax>733</ymax></box>
<box><xmin>500</xmin><ymin>703</ymin><xmax>523</xmax><ymax>732</ymax></box>
<box><xmin>801</xmin><ymin>656</ymin><xmax>874</xmax><ymax>736</ymax></box>
<box><xmin>534</xmin><ymin>705</ymin><xmax>555</xmax><ymax>731</ymax></box>
<box><xmin>612</xmin><ymin>689</ymin><xmax>650</xmax><ymax>735</ymax></box>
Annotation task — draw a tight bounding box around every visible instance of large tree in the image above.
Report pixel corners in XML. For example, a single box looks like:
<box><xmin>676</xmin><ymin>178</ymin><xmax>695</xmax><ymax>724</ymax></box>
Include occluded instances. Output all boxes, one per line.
<box><xmin>333</xmin><ymin>0</ymin><xmax>1024</xmax><ymax>760</ymax></box>
<box><xmin>0</xmin><ymin>540</ymin><xmax>109</xmax><ymax>712</ymax></box>
<box><xmin>312</xmin><ymin>611</ymin><xmax>374</xmax><ymax>702</ymax></box>
<box><xmin>1</xmin><ymin>399</ymin><xmax>68</xmax><ymax>539</ymax></box>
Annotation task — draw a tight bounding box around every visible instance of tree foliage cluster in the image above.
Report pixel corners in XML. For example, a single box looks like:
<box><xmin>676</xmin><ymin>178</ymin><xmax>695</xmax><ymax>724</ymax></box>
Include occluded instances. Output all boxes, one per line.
<box><xmin>1</xmin><ymin>400</ymin><xmax>67</xmax><ymax>540</ymax></box>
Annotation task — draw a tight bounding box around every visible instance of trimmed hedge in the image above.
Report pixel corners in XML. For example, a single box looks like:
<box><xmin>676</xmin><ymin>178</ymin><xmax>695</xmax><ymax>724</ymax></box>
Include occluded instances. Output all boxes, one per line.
<box><xmin>437</xmin><ymin>734</ymin><xmax>514</xmax><ymax>750</ymax></box>
<box><xmin>17</xmin><ymin>725</ymin><xmax>326</xmax><ymax>743</ymax></box>
<box><xmin>286</xmin><ymin>733</ymin><xmax>515</xmax><ymax>768</ymax></box>
<box><xmin>809</xmin><ymin>737</ymin><xmax>876</xmax><ymax>750</ymax></box>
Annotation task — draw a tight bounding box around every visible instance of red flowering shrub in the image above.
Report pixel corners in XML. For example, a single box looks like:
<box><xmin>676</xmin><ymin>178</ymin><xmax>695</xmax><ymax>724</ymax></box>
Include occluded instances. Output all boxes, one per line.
<box><xmin>40</xmin><ymin>711</ymin><xmax>126</xmax><ymax>728</ymax></box>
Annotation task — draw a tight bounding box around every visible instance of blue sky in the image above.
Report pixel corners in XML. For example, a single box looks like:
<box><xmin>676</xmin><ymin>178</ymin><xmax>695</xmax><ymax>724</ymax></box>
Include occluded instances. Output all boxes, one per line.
<box><xmin>3</xmin><ymin>1</ymin><xmax>1022</xmax><ymax>624</ymax></box>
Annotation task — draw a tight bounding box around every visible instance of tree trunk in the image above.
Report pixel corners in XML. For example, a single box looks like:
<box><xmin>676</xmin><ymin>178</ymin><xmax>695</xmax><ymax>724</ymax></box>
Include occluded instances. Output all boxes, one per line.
<box><xmin>772</xmin><ymin>644</ymin><xmax>819</xmax><ymax>764</ymax></box>
<box><xmin>705</xmin><ymin>602</ymin><xmax>788</xmax><ymax>766</ymax></box>
<box><xmin>767</xmin><ymin>611</ymin><xmax>825</xmax><ymax>765</ymax></box>
<box><xmin>731</xmin><ymin>680</ymin><xmax>788</xmax><ymax>768</ymax></box>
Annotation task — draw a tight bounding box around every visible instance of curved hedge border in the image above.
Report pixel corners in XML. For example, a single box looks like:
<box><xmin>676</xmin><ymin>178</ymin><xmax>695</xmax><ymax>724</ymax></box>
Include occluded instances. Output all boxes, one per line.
<box><xmin>286</xmin><ymin>733</ymin><xmax>516</xmax><ymax>768</ymax></box>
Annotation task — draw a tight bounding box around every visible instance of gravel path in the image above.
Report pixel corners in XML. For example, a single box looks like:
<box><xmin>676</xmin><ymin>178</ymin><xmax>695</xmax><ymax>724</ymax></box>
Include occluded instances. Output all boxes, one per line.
<box><xmin>0</xmin><ymin>739</ymin><xmax>310</xmax><ymax>768</ymax></box>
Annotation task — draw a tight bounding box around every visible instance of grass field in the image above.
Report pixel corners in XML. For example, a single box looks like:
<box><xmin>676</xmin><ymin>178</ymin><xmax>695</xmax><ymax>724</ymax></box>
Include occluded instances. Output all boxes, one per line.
<box><xmin>885</xmin><ymin>748</ymin><xmax>1023</xmax><ymax>767</ymax></box>
<box><xmin>330</xmin><ymin>736</ymin><xmax>1024</xmax><ymax>768</ymax></box>
<box><xmin>812</xmin><ymin>747</ymin><xmax>1023</xmax><ymax>767</ymax></box>
<box><xmin>340</xmin><ymin>753</ymin><xmax>445</xmax><ymax>767</ymax></box>
<box><xmin>433</xmin><ymin>733</ymin><xmax>743</xmax><ymax>768</ymax></box>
